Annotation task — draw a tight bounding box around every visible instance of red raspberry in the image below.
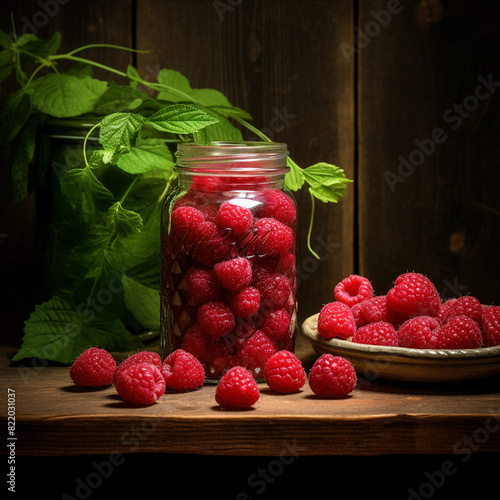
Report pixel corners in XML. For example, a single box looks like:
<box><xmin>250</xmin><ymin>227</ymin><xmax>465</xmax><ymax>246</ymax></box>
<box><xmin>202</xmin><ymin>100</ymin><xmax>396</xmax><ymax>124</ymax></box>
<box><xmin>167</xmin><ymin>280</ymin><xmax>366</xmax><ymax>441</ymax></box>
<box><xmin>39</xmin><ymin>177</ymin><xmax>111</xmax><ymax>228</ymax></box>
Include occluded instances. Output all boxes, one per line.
<box><xmin>207</xmin><ymin>338</ymin><xmax>235</xmax><ymax>377</ymax></box>
<box><xmin>261</xmin><ymin>308</ymin><xmax>291</xmax><ymax>341</ymax></box>
<box><xmin>437</xmin><ymin>296</ymin><xmax>482</xmax><ymax>324</ymax></box>
<box><xmin>192</xmin><ymin>221</ymin><xmax>236</xmax><ymax>267</ymax></box>
<box><xmin>397</xmin><ymin>316</ymin><xmax>440</xmax><ymax>348</ymax></box>
<box><xmin>434</xmin><ymin>315</ymin><xmax>483</xmax><ymax>349</ymax></box>
<box><xmin>226</xmin><ymin>286</ymin><xmax>261</xmax><ymax>318</ymax></box>
<box><xmin>215</xmin><ymin>201</ymin><xmax>254</xmax><ymax>239</ymax></box>
<box><xmin>181</xmin><ymin>324</ymin><xmax>210</xmax><ymax>363</ymax></box>
<box><xmin>113</xmin><ymin>351</ymin><xmax>162</xmax><ymax>384</ymax></box>
<box><xmin>70</xmin><ymin>347</ymin><xmax>116</xmax><ymax>387</ymax></box>
<box><xmin>334</xmin><ymin>274</ymin><xmax>373</xmax><ymax>307</ymax></box>
<box><xmin>256</xmin><ymin>272</ymin><xmax>291</xmax><ymax>311</ymax></box>
<box><xmin>170</xmin><ymin>206</ymin><xmax>205</xmax><ymax>238</ymax></box>
<box><xmin>214</xmin><ymin>257</ymin><xmax>252</xmax><ymax>292</ymax></box>
<box><xmin>196</xmin><ymin>300</ymin><xmax>236</xmax><ymax>339</ymax></box>
<box><xmin>190</xmin><ymin>174</ymin><xmax>224</xmax><ymax>193</ymax></box>
<box><xmin>251</xmin><ymin>217</ymin><xmax>294</xmax><ymax>257</ymax></box>
<box><xmin>352</xmin><ymin>321</ymin><xmax>398</xmax><ymax>347</ymax></box>
<box><xmin>481</xmin><ymin>306</ymin><xmax>500</xmax><ymax>346</ymax></box>
<box><xmin>258</xmin><ymin>189</ymin><xmax>297</xmax><ymax>226</ymax></box>
<box><xmin>236</xmin><ymin>330</ymin><xmax>276</xmax><ymax>376</ymax></box>
<box><xmin>264</xmin><ymin>350</ymin><xmax>305</xmax><ymax>393</ymax></box>
<box><xmin>386</xmin><ymin>272</ymin><xmax>441</xmax><ymax>317</ymax></box>
<box><xmin>317</xmin><ymin>301</ymin><xmax>356</xmax><ymax>340</ymax></box>
<box><xmin>115</xmin><ymin>362</ymin><xmax>165</xmax><ymax>405</ymax></box>
<box><xmin>308</xmin><ymin>354</ymin><xmax>357</xmax><ymax>398</ymax></box>
<box><xmin>353</xmin><ymin>295</ymin><xmax>409</xmax><ymax>329</ymax></box>
<box><xmin>215</xmin><ymin>366</ymin><xmax>260</xmax><ymax>409</ymax></box>
<box><xmin>161</xmin><ymin>349</ymin><xmax>205</xmax><ymax>391</ymax></box>
<box><xmin>184</xmin><ymin>266</ymin><xmax>223</xmax><ymax>306</ymax></box>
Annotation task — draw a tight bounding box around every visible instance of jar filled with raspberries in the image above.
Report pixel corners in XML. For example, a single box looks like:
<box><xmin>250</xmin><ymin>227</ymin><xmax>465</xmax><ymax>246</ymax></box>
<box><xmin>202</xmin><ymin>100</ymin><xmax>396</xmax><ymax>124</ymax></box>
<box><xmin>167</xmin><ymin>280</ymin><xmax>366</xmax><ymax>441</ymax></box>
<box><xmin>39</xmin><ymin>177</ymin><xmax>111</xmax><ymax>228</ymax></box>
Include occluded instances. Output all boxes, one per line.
<box><xmin>160</xmin><ymin>141</ymin><xmax>297</xmax><ymax>382</ymax></box>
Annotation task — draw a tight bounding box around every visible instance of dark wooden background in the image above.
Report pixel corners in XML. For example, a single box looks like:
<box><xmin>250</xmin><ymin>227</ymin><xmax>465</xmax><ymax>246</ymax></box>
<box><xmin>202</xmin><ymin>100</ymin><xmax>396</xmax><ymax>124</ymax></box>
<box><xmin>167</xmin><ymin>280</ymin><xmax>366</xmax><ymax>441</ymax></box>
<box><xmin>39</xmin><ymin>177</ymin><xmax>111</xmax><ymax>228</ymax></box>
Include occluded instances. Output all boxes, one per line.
<box><xmin>1</xmin><ymin>0</ymin><xmax>499</xmax><ymax>347</ymax></box>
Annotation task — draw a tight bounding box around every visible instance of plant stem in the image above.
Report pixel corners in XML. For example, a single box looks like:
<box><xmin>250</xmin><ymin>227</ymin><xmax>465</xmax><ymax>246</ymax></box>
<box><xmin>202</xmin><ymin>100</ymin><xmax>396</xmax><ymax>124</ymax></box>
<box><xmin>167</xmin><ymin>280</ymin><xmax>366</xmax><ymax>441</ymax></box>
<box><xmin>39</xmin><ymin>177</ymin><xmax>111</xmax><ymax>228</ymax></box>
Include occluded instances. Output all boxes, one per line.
<box><xmin>307</xmin><ymin>190</ymin><xmax>320</xmax><ymax>260</ymax></box>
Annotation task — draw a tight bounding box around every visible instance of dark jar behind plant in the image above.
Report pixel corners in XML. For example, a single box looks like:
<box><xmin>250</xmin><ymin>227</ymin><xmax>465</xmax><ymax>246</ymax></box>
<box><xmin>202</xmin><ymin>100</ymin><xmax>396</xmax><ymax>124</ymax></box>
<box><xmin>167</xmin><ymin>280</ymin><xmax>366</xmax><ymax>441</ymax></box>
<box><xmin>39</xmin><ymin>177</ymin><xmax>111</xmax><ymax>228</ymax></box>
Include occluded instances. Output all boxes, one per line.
<box><xmin>160</xmin><ymin>141</ymin><xmax>297</xmax><ymax>382</ymax></box>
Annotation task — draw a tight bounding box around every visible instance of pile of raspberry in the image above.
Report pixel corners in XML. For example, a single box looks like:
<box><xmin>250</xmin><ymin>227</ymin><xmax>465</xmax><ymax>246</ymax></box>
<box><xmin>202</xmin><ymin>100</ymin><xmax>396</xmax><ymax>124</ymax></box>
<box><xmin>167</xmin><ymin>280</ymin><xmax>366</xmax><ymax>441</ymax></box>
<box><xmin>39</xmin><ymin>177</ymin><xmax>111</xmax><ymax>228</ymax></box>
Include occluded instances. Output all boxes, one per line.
<box><xmin>317</xmin><ymin>272</ymin><xmax>500</xmax><ymax>350</ymax></box>
<box><xmin>70</xmin><ymin>346</ymin><xmax>357</xmax><ymax>408</ymax></box>
<box><xmin>164</xmin><ymin>176</ymin><xmax>298</xmax><ymax>379</ymax></box>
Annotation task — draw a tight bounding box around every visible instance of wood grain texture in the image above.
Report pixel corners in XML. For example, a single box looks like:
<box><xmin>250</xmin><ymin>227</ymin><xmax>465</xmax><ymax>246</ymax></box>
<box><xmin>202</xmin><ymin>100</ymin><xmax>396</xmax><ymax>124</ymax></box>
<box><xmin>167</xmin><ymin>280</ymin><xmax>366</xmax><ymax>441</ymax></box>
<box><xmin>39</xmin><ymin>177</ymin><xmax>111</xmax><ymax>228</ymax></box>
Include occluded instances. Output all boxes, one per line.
<box><xmin>357</xmin><ymin>0</ymin><xmax>500</xmax><ymax>302</ymax></box>
<box><xmin>136</xmin><ymin>0</ymin><xmax>356</xmax><ymax>323</ymax></box>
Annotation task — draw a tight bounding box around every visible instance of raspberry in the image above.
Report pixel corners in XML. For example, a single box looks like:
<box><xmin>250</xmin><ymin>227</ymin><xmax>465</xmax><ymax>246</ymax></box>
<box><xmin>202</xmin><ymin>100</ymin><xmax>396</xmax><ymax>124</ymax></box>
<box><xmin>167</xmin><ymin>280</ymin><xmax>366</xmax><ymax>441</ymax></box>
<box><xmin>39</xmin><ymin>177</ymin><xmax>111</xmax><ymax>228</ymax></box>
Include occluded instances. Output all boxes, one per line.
<box><xmin>207</xmin><ymin>338</ymin><xmax>235</xmax><ymax>377</ymax></box>
<box><xmin>258</xmin><ymin>190</ymin><xmax>297</xmax><ymax>226</ymax></box>
<box><xmin>70</xmin><ymin>347</ymin><xmax>116</xmax><ymax>387</ymax></box>
<box><xmin>334</xmin><ymin>274</ymin><xmax>374</xmax><ymax>307</ymax></box>
<box><xmin>264</xmin><ymin>350</ymin><xmax>305</xmax><ymax>393</ymax></box>
<box><xmin>353</xmin><ymin>295</ymin><xmax>409</xmax><ymax>329</ymax></box>
<box><xmin>434</xmin><ymin>315</ymin><xmax>483</xmax><ymax>349</ymax></box>
<box><xmin>226</xmin><ymin>286</ymin><xmax>261</xmax><ymax>318</ymax></box>
<box><xmin>214</xmin><ymin>257</ymin><xmax>252</xmax><ymax>292</ymax></box>
<box><xmin>397</xmin><ymin>316</ymin><xmax>440</xmax><ymax>348</ymax></box>
<box><xmin>386</xmin><ymin>272</ymin><xmax>441</xmax><ymax>317</ymax></box>
<box><xmin>181</xmin><ymin>324</ymin><xmax>210</xmax><ymax>363</ymax></box>
<box><xmin>236</xmin><ymin>330</ymin><xmax>276</xmax><ymax>376</ymax></box>
<box><xmin>190</xmin><ymin>174</ymin><xmax>224</xmax><ymax>193</ymax></box>
<box><xmin>481</xmin><ymin>306</ymin><xmax>500</xmax><ymax>346</ymax></box>
<box><xmin>308</xmin><ymin>354</ymin><xmax>357</xmax><ymax>398</ymax></box>
<box><xmin>192</xmin><ymin>221</ymin><xmax>236</xmax><ymax>267</ymax></box>
<box><xmin>113</xmin><ymin>351</ymin><xmax>162</xmax><ymax>384</ymax></box>
<box><xmin>317</xmin><ymin>301</ymin><xmax>356</xmax><ymax>340</ymax></box>
<box><xmin>437</xmin><ymin>296</ymin><xmax>483</xmax><ymax>324</ymax></box>
<box><xmin>115</xmin><ymin>362</ymin><xmax>165</xmax><ymax>405</ymax></box>
<box><xmin>251</xmin><ymin>217</ymin><xmax>294</xmax><ymax>257</ymax></box>
<box><xmin>256</xmin><ymin>272</ymin><xmax>291</xmax><ymax>311</ymax></box>
<box><xmin>215</xmin><ymin>201</ymin><xmax>254</xmax><ymax>239</ymax></box>
<box><xmin>196</xmin><ymin>300</ymin><xmax>236</xmax><ymax>339</ymax></box>
<box><xmin>170</xmin><ymin>206</ymin><xmax>205</xmax><ymax>238</ymax></box>
<box><xmin>161</xmin><ymin>349</ymin><xmax>205</xmax><ymax>391</ymax></box>
<box><xmin>184</xmin><ymin>266</ymin><xmax>223</xmax><ymax>306</ymax></box>
<box><xmin>352</xmin><ymin>321</ymin><xmax>398</xmax><ymax>347</ymax></box>
<box><xmin>261</xmin><ymin>308</ymin><xmax>291</xmax><ymax>341</ymax></box>
<box><xmin>215</xmin><ymin>366</ymin><xmax>260</xmax><ymax>409</ymax></box>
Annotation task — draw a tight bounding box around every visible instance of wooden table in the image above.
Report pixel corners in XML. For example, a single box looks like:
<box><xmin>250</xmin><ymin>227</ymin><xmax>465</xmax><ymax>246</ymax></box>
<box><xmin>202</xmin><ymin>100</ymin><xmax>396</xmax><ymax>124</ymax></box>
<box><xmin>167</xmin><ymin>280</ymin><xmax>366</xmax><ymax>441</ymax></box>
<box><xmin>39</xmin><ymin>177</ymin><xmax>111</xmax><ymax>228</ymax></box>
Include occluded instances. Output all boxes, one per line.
<box><xmin>2</xmin><ymin>335</ymin><xmax>500</xmax><ymax>458</ymax></box>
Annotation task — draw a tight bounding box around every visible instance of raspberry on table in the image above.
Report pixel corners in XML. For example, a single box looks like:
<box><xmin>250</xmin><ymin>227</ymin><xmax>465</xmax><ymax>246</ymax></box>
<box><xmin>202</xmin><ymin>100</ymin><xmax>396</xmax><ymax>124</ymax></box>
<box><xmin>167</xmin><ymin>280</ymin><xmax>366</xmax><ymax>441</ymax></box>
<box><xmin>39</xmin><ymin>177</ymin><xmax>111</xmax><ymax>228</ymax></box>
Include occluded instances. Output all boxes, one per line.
<box><xmin>226</xmin><ymin>286</ymin><xmax>261</xmax><ymax>318</ymax></box>
<box><xmin>437</xmin><ymin>296</ymin><xmax>483</xmax><ymax>324</ymax></box>
<box><xmin>352</xmin><ymin>321</ymin><xmax>398</xmax><ymax>347</ymax></box>
<box><xmin>215</xmin><ymin>201</ymin><xmax>254</xmax><ymax>239</ymax></box>
<box><xmin>308</xmin><ymin>354</ymin><xmax>357</xmax><ymax>398</ymax></box>
<box><xmin>397</xmin><ymin>316</ymin><xmax>440</xmax><ymax>348</ymax></box>
<box><xmin>258</xmin><ymin>189</ymin><xmax>297</xmax><ymax>226</ymax></box>
<box><xmin>215</xmin><ymin>366</ymin><xmax>260</xmax><ymax>409</ymax></box>
<box><xmin>334</xmin><ymin>274</ymin><xmax>374</xmax><ymax>307</ymax></box>
<box><xmin>170</xmin><ymin>206</ymin><xmax>205</xmax><ymax>238</ymax></box>
<box><xmin>114</xmin><ymin>362</ymin><xmax>166</xmax><ymax>405</ymax></box>
<box><xmin>196</xmin><ymin>300</ymin><xmax>236</xmax><ymax>339</ymax></box>
<box><xmin>250</xmin><ymin>217</ymin><xmax>294</xmax><ymax>257</ymax></box>
<box><xmin>214</xmin><ymin>257</ymin><xmax>252</xmax><ymax>292</ymax></box>
<box><xmin>70</xmin><ymin>347</ymin><xmax>117</xmax><ymax>387</ymax></box>
<box><xmin>261</xmin><ymin>308</ymin><xmax>291</xmax><ymax>341</ymax></box>
<box><xmin>386</xmin><ymin>272</ymin><xmax>441</xmax><ymax>317</ymax></box>
<box><xmin>481</xmin><ymin>306</ymin><xmax>500</xmax><ymax>346</ymax></box>
<box><xmin>434</xmin><ymin>315</ymin><xmax>483</xmax><ymax>349</ymax></box>
<box><xmin>264</xmin><ymin>350</ymin><xmax>305</xmax><ymax>393</ymax></box>
<box><xmin>184</xmin><ymin>266</ymin><xmax>223</xmax><ymax>306</ymax></box>
<box><xmin>161</xmin><ymin>349</ymin><xmax>205</xmax><ymax>391</ymax></box>
<box><xmin>236</xmin><ymin>330</ymin><xmax>276</xmax><ymax>376</ymax></box>
<box><xmin>113</xmin><ymin>350</ymin><xmax>162</xmax><ymax>384</ymax></box>
<box><xmin>256</xmin><ymin>272</ymin><xmax>292</xmax><ymax>311</ymax></box>
<box><xmin>317</xmin><ymin>301</ymin><xmax>356</xmax><ymax>340</ymax></box>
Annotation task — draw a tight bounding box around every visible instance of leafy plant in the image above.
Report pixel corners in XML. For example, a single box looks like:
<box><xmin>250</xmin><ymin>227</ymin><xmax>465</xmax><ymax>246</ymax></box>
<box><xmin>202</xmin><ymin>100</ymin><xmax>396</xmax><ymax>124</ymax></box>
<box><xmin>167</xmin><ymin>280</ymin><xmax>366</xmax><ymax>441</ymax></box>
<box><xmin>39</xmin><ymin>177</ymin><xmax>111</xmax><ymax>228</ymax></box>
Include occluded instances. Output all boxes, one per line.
<box><xmin>1</xmin><ymin>26</ymin><xmax>351</xmax><ymax>363</ymax></box>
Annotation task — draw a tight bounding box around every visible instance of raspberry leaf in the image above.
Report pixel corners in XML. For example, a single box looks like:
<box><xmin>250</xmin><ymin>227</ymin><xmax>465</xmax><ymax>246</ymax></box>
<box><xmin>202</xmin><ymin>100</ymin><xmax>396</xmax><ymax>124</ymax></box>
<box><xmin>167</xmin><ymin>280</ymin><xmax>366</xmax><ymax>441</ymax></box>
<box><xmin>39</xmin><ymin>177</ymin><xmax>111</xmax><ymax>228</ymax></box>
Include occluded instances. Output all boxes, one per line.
<box><xmin>115</xmin><ymin>138</ymin><xmax>175</xmax><ymax>174</ymax></box>
<box><xmin>303</xmin><ymin>162</ymin><xmax>352</xmax><ymax>203</ymax></box>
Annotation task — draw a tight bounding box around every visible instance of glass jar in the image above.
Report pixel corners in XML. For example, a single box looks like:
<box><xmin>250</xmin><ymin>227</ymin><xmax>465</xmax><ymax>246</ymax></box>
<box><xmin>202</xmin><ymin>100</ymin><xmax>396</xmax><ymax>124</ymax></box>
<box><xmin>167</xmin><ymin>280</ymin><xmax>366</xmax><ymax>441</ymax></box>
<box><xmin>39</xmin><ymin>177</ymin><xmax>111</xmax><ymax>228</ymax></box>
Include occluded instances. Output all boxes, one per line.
<box><xmin>160</xmin><ymin>141</ymin><xmax>297</xmax><ymax>381</ymax></box>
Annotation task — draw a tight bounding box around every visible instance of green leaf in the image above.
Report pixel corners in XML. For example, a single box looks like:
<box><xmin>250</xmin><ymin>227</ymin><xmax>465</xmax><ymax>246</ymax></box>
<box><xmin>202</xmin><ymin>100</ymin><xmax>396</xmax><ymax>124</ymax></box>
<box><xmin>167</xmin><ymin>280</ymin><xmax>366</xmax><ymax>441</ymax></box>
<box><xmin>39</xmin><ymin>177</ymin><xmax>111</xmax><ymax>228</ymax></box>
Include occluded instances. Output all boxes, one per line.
<box><xmin>29</xmin><ymin>73</ymin><xmax>108</xmax><ymax>117</ymax></box>
<box><xmin>99</xmin><ymin>112</ymin><xmax>144</xmax><ymax>153</ymax></box>
<box><xmin>303</xmin><ymin>162</ymin><xmax>352</xmax><ymax>203</ymax></box>
<box><xmin>94</xmin><ymin>84</ymin><xmax>156</xmax><ymax>114</ymax></box>
<box><xmin>107</xmin><ymin>201</ymin><xmax>143</xmax><ymax>237</ymax></box>
<box><xmin>22</xmin><ymin>31</ymin><xmax>61</xmax><ymax>60</ymax></box>
<box><xmin>210</xmin><ymin>105</ymin><xmax>253</xmax><ymax>121</ymax></box>
<box><xmin>284</xmin><ymin>157</ymin><xmax>305</xmax><ymax>191</ymax></box>
<box><xmin>0</xmin><ymin>29</ymin><xmax>12</xmax><ymax>50</ymax></box>
<box><xmin>145</xmin><ymin>103</ymin><xmax>219</xmax><ymax>134</ymax></box>
<box><xmin>11</xmin><ymin>117</ymin><xmax>37</xmax><ymax>203</ymax></box>
<box><xmin>122</xmin><ymin>275</ymin><xmax>160</xmax><ymax>330</ymax></box>
<box><xmin>115</xmin><ymin>138</ymin><xmax>175</xmax><ymax>174</ymax></box>
<box><xmin>0</xmin><ymin>90</ymin><xmax>32</xmax><ymax>144</ymax></box>
<box><xmin>12</xmin><ymin>295</ymin><xmax>142</xmax><ymax>363</ymax></box>
<box><xmin>0</xmin><ymin>49</ymin><xmax>14</xmax><ymax>84</ymax></box>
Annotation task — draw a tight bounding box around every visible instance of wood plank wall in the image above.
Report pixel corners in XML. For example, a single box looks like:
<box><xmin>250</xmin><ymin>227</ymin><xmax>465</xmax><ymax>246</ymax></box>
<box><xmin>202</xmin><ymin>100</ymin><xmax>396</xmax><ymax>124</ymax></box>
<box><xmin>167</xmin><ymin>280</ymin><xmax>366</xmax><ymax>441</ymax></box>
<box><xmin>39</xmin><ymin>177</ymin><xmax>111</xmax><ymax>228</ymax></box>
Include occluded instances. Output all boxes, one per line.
<box><xmin>1</xmin><ymin>0</ymin><xmax>499</xmax><ymax>345</ymax></box>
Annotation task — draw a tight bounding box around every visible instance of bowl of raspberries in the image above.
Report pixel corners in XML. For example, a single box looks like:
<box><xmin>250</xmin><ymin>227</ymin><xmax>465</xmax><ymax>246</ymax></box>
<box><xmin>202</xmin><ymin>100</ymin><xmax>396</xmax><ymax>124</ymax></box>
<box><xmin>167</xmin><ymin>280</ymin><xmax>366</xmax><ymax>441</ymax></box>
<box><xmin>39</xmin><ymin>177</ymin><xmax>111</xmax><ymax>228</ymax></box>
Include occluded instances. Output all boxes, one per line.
<box><xmin>301</xmin><ymin>272</ymin><xmax>500</xmax><ymax>382</ymax></box>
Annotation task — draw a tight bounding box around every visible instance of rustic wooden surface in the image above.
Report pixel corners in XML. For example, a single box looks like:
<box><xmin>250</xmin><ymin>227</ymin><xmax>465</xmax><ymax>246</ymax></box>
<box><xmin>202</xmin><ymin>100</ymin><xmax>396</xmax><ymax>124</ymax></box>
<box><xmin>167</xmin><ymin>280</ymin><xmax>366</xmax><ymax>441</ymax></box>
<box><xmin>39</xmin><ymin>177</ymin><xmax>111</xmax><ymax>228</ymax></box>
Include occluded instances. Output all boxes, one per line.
<box><xmin>2</xmin><ymin>339</ymin><xmax>500</xmax><ymax>457</ymax></box>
